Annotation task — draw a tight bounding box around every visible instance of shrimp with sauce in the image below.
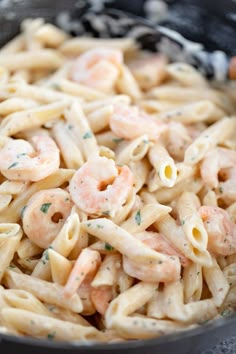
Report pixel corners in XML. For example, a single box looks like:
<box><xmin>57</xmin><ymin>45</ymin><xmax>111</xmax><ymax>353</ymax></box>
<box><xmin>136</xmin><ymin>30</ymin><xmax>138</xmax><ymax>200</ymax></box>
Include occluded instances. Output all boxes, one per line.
<box><xmin>70</xmin><ymin>47</ymin><xmax>123</xmax><ymax>93</ymax></box>
<box><xmin>218</xmin><ymin>166</ymin><xmax>236</xmax><ymax>202</ymax></box>
<box><xmin>123</xmin><ymin>253</ymin><xmax>180</xmax><ymax>283</ymax></box>
<box><xmin>138</xmin><ymin>231</ymin><xmax>190</xmax><ymax>267</ymax></box>
<box><xmin>64</xmin><ymin>248</ymin><xmax>101</xmax><ymax>298</ymax></box>
<box><xmin>22</xmin><ymin>188</ymin><xmax>73</xmax><ymax>248</ymax></box>
<box><xmin>123</xmin><ymin>231</ymin><xmax>188</xmax><ymax>283</ymax></box>
<box><xmin>199</xmin><ymin>206</ymin><xmax>236</xmax><ymax>256</ymax></box>
<box><xmin>110</xmin><ymin>105</ymin><xmax>167</xmax><ymax>141</ymax></box>
<box><xmin>128</xmin><ymin>53</ymin><xmax>167</xmax><ymax>90</ymax></box>
<box><xmin>0</xmin><ymin>136</ymin><xmax>60</xmax><ymax>181</ymax></box>
<box><xmin>91</xmin><ymin>286</ymin><xmax>113</xmax><ymax>316</ymax></box>
<box><xmin>69</xmin><ymin>155</ymin><xmax>134</xmax><ymax>217</ymax></box>
<box><xmin>200</xmin><ymin>147</ymin><xmax>236</xmax><ymax>189</ymax></box>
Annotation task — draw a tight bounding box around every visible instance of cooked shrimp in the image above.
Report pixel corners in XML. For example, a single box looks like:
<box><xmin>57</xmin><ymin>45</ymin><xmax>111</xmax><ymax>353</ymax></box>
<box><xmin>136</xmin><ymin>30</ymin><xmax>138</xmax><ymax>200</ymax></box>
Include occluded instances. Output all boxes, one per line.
<box><xmin>129</xmin><ymin>53</ymin><xmax>167</xmax><ymax>90</ymax></box>
<box><xmin>69</xmin><ymin>156</ymin><xmax>134</xmax><ymax>217</ymax></box>
<box><xmin>0</xmin><ymin>136</ymin><xmax>60</xmax><ymax>182</ymax></box>
<box><xmin>219</xmin><ymin>166</ymin><xmax>236</xmax><ymax>202</ymax></box>
<box><xmin>200</xmin><ymin>147</ymin><xmax>236</xmax><ymax>188</ymax></box>
<box><xmin>110</xmin><ymin>105</ymin><xmax>167</xmax><ymax>141</ymax></box>
<box><xmin>22</xmin><ymin>188</ymin><xmax>73</xmax><ymax>248</ymax></box>
<box><xmin>137</xmin><ymin>231</ymin><xmax>190</xmax><ymax>267</ymax></box>
<box><xmin>123</xmin><ymin>253</ymin><xmax>180</xmax><ymax>283</ymax></box>
<box><xmin>64</xmin><ymin>249</ymin><xmax>101</xmax><ymax>298</ymax></box>
<box><xmin>199</xmin><ymin>206</ymin><xmax>236</xmax><ymax>256</ymax></box>
<box><xmin>78</xmin><ymin>272</ymin><xmax>96</xmax><ymax>316</ymax></box>
<box><xmin>70</xmin><ymin>47</ymin><xmax>123</xmax><ymax>93</ymax></box>
<box><xmin>91</xmin><ymin>286</ymin><xmax>113</xmax><ymax>316</ymax></box>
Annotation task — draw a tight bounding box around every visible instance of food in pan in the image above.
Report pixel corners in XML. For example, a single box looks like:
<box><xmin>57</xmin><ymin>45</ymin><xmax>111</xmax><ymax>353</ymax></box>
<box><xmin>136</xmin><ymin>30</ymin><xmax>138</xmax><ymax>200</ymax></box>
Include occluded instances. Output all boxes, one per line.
<box><xmin>0</xmin><ymin>18</ymin><xmax>235</xmax><ymax>342</ymax></box>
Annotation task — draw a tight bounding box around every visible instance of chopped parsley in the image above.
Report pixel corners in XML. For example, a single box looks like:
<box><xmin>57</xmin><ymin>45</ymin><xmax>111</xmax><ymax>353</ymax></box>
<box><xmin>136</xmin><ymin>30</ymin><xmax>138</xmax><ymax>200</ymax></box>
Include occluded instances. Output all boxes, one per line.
<box><xmin>67</xmin><ymin>124</ymin><xmax>73</xmax><ymax>130</ymax></box>
<box><xmin>16</xmin><ymin>153</ymin><xmax>27</xmax><ymax>158</ymax></box>
<box><xmin>96</xmin><ymin>224</ymin><xmax>104</xmax><ymax>229</ymax></box>
<box><xmin>40</xmin><ymin>203</ymin><xmax>52</xmax><ymax>214</ymax></box>
<box><xmin>82</xmin><ymin>131</ymin><xmax>92</xmax><ymax>139</ymax></box>
<box><xmin>8</xmin><ymin>265</ymin><xmax>16</xmax><ymax>269</ymax></box>
<box><xmin>51</xmin><ymin>83</ymin><xmax>61</xmax><ymax>90</ymax></box>
<box><xmin>20</xmin><ymin>205</ymin><xmax>27</xmax><ymax>218</ymax></box>
<box><xmin>219</xmin><ymin>186</ymin><xmax>224</xmax><ymax>194</ymax></box>
<box><xmin>221</xmin><ymin>309</ymin><xmax>232</xmax><ymax>317</ymax></box>
<box><xmin>102</xmin><ymin>211</ymin><xmax>110</xmax><ymax>216</ymax></box>
<box><xmin>181</xmin><ymin>220</ymin><xmax>185</xmax><ymax>225</ymax></box>
<box><xmin>47</xmin><ymin>332</ymin><xmax>56</xmax><ymax>340</ymax></box>
<box><xmin>8</xmin><ymin>162</ymin><xmax>19</xmax><ymax>169</ymax></box>
<box><xmin>112</xmin><ymin>138</ymin><xmax>124</xmax><ymax>143</ymax></box>
<box><xmin>135</xmin><ymin>210</ymin><xmax>141</xmax><ymax>226</ymax></box>
<box><xmin>105</xmin><ymin>243</ymin><xmax>114</xmax><ymax>251</ymax></box>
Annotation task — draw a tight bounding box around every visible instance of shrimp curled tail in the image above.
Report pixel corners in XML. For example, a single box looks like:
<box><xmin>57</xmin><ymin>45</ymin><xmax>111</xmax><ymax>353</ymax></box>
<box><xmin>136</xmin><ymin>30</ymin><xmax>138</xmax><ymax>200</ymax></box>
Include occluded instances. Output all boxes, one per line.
<box><xmin>123</xmin><ymin>254</ymin><xmax>181</xmax><ymax>283</ymax></box>
<box><xmin>110</xmin><ymin>105</ymin><xmax>167</xmax><ymax>141</ymax></box>
<box><xmin>70</xmin><ymin>47</ymin><xmax>123</xmax><ymax>92</ymax></box>
<box><xmin>200</xmin><ymin>147</ymin><xmax>236</xmax><ymax>189</ymax></box>
<box><xmin>0</xmin><ymin>135</ymin><xmax>60</xmax><ymax>181</ymax></box>
<box><xmin>69</xmin><ymin>156</ymin><xmax>134</xmax><ymax>217</ymax></box>
<box><xmin>22</xmin><ymin>188</ymin><xmax>73</xmax><ymax>248</ymax></box>
<box><xmin>199</xmin><ymin>205</ymin><xmax>236</xmax><ymax>256</ymax></box>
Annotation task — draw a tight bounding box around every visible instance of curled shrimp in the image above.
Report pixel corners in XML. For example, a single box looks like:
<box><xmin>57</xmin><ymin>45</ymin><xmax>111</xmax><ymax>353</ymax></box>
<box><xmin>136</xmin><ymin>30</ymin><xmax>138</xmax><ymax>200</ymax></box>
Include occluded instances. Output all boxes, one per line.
<box><xmin>218</xmin><ymin>166</ymin><xmax>236</xmax><ymax>202</ymax></box>
<box><xmin>64</xmin><ymin>249</ymin><xmax>101</xmax><ymax>298</ymax></box>
<box><xmin>123</xmin><ymin>253</ymin><xmax>180</xmax><ymax>283</ymax></box>
<box><xmin>70</xmin><ymin>47</ymin><xmax>123</xmax><ymax>92</ymax></box>
<box><xmin>0</xmin><ymin>136</ymin><xmax>60</xmax><ymax>182</ymax></box>
<box><xmin>129</xmin><ymin>53</ymin><xmax>167</xmax><ymax>90</ymax></box>
<box><xmin>69</xmin><ymin>156</ymin><xmax>134</xmax><ymax>217</ymax></box>
<box><xmin>138</xmin><ymin>231</ymin><xmax>190</xmax><ymax>267</ymax></box>
<box><xmin>110</xmin><ymin>105</ymin><xmax>167</xmax><ymax>141</ymax></box>
<box><xmin>91</xmin><ymin>286</ymin><xmax>113</xmax><ymax>316</ymax></box>
<box><xmin>200</xmin><ymin>147</ymin><xmax>236</xmax><ymax>189</ymax></box>
<box><xmin>22</xmin><ymin>188</ymin><xmax>73</xmax><ymax>248</ymax></box>
<box><xmin>199</xmin><ymin>206</ymin><xmax>236</xmax><ymax>256</ymax></box>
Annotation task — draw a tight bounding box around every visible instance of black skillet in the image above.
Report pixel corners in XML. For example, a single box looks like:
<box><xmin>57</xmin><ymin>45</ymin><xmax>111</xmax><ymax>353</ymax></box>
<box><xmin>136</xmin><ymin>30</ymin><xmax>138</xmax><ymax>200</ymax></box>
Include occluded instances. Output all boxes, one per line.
<box><xmin>0</xmin><ymin>0</ymin><xmax>236</xmax><ymax>353</ymax></box>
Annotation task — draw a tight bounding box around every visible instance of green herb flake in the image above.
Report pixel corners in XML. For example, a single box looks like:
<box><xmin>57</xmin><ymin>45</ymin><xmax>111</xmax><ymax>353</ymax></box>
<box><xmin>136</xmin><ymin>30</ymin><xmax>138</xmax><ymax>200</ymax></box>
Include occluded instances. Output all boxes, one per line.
<box><xmin>221</xmin><ymin>309</ymin><xmax>232</xmax><ymax>317</ymax></box>
<box><xmin>20</xmin><ymin>205</ymin><xmax>27</xmax><ymax>218</ymax></box>
<box><xmin>51</xmin><ymin>83</ymin><xmax>61</xmax><ymax>90</ymax></box>
<box><xmin>26</xmin><ymin>258</ymin><xmax>31</xmax><ymax>263</ymax></box>
<box><xmin>135</xmin><ymin>210</ymin><xmax>141</xmax><ymax>226</ymax></box>
<box><xmin>8</xmin><ymin>264</ymin><xmax>16</xmax><ymax>269</ymax></box>
<box><xmin>8</xmin><ymin>162</ymin><xmax>19</xmax><ymax>169</ymax></box>
<box><xmin>40</xmin><ymin>203</ymin><xmax>52</xmax><ymax>214</ymax></box>
<box><xmin>112</xmin><ymin>138</ymin><xmax>124</xmax><ymax>143</ymax></box>
<box><xmin>181</xmin><ymin>220</ymin><xmax>185</xmax><ymax>225</ymax></box>
<box><xmin>48</xmin><ymin>306</ymin><xmax>56</xmax><ymax>312</ymax></box>
<box><xmin>96</xmin><ymin>224</ymin><xmax>104</xmax><ymax>229</ymax></box>
<box><xmin>47</xmin><ymin>332</ymin><xmax>56</xmax><ymax>340</ymax></box>
<box><xmin>67</xmin><ymin>124</ymin><xmax>73</xmax><ymax>130</ymax></box>
<box><xmin>143</xmin><ymin>139</ymin><xmax>149</xmax><ymax>144</ymax></box>
<box><xmin>102</xmin><ymin>211</ymin><xmax>110</xmax><ymax>216</ymax></box>
<box><xmin>87</xmin><ymin>223</ymin><xmax>91</xmax><ymax>227</ymax></box>
<box><xmin>17</xmin><ymin>153</ymin><xmax>27</xmax><ymax>158</ymax></box>
<box><xmin>43</xmin><ymin>249</ymin><xmax>50</xmax><ymax>261</ymax></box>
<box><xmin>105</xmin><ymin>243</ymin><xmax>114</xmax><ymax>251</ymax></box>
<box><xmin>197</xmin><ymin>271</ymin><xmax>200</xmax><ymax>276</ymax></box>
<box><xmin>82</xmin><ymin>131</ymin><xmax>92</xmax><ymax>139</ymax></box>
<box><xmin>219</xmin><ymin>186</ymin><xmax>224</xmax><ymax>194</ymax></box>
